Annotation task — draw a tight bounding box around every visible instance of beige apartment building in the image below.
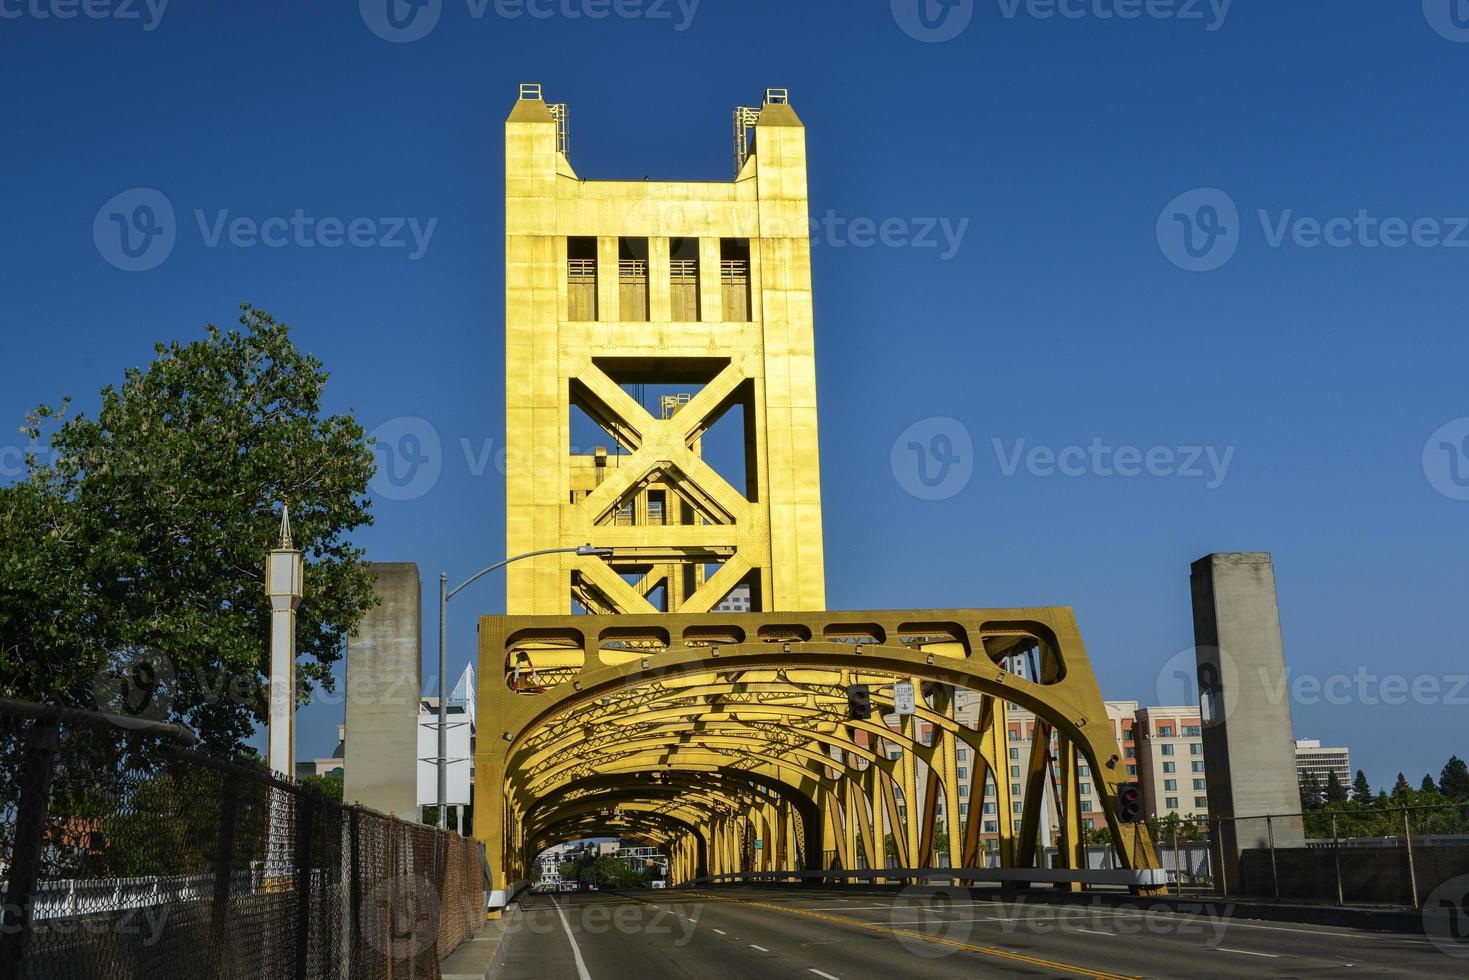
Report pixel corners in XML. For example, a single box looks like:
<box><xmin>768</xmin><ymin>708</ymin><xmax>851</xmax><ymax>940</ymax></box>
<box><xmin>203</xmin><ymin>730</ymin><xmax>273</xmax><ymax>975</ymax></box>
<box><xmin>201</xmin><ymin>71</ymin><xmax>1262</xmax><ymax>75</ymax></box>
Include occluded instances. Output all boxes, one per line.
<box><xmin>1134</xmin><ymin>706</ymin><xmax>1210</xmax><ymax>820</ymax></box>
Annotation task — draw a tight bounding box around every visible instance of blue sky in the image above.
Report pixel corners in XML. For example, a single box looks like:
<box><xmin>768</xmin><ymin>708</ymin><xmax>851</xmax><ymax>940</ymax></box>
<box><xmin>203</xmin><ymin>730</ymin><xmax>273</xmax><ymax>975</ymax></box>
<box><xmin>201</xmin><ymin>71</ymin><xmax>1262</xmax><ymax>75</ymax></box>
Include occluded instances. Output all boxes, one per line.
<box><xmin>3</xmin><ymin>1</ymin><xmax>1468</xmax><ymax>792</ymax></box>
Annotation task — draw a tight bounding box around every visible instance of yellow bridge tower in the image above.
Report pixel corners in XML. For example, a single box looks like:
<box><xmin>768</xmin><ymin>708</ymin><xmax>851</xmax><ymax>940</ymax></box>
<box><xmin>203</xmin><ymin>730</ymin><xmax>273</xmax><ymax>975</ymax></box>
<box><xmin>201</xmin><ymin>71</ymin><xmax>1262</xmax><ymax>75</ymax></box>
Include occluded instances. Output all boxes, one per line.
<box><xmin>504</xmin><ymin>83</ymin><xmax>826</xmax><ymax>616</ymax></box>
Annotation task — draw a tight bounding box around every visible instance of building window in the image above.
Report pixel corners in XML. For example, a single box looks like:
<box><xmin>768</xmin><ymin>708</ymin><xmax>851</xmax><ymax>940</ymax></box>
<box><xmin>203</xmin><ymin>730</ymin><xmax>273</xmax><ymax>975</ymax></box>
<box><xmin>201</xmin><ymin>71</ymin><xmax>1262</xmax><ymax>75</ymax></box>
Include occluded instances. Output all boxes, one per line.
<box><xmin>1193</xmin><ymin>779</ymin><xmax>1206</xmax><ymax>791</ymax></box>
<box><xmin>985</xmin><ymin>783</ymin><xmax>995</xmax><ymax>797</ymax></box>
<box><xmin>1126</xmin><ymin>764</ymin><xmax>1136</xmax><ymax>776</ymax></box>
<box><xmin>1183</xmin><ymin>726</ymin><xmax>1201</xmax><ymax>737</ymax></box>
<box><xmin>1010</xmin><ymin>765</ymin><xmax>1020</xmax><ymax>778</ymax></box>
<box><xmin>983</xmin><ymin>802</ymin><xmax>997</xmax><ymax>815</ymax></box>
<box><xmin>957</xmin><ymin>767</ymin><xmax>967</xmax><ymax>779</ymax></box>
<box><xmin>984</xmin><ymin>821</ymin><xmax>998</xmax><ymax>833</ymax></box>
<box><xmin>1190</xmin><ymin>743</ymin><xmax>1203</xmax><ymax>756</ymax></box>
<box><xmin>1161</xmin><ymin>745</ymin><xmax>1174</xmax><ymax>757</ymax></box>
<box><xmin>1163</xmin><ymin>762</ymin><xmax>1175</xmax><ymax>774</ymax></box>
<box><xmin>1164</xmin><ymin>779</ymin><xmax>1177</xmax><ymax>791</ymax></box>
<box><xmin>959</xmin><ymin>803</ymin><xmax>968</xmax><ymax>816</ymax></box>
<box><xmin>1084</xmin><ymin>818</ymin><xmax>1095</xmax><ymax>829</ymax></box>
<box><xmin>1195</xmin><ymin>796</ymin><xmax>1209</xmax><ymax>809</ymax></box>
<box><xmin>1125</xmin><ymin>747</ymin><xmax>1136</xmax><ymax>758</ymax></box>
<box><xmin>1009</xmin><ymin>748</ymin><xmax>1019</xmax><ymax>761</ymax></box>
<box><xmin>567</xmin><ymin>237</ymin><xmax>598</xmax><ymax>320</ymax></box>
<box><xmin>1011</xmin><ymin>784</ymin><xmax>1022</xmax><ymax>796</ymax></box>
<box><xmin>646</xmin><ymin>490</ymin><xmax>666</xmax><ymax>526</ymax></box>
<box><xmin>720</xmin><ymin>238</ymin><xmax>751</xmax><ymax>320</ymax></box>
<box><xmin>1012</xmin><ymin>801</ymin><xmax>1023</xmax><ymax>813</ymax></box>
<box><xmin>669</xmin><ymin>237</ymin><xmax>700</xmax><ymax>321</ymax></box>
<box><xmin>619</xmin><ymin>237</ymin><xmax>649</xmax><ymax>321</ymax></box>
<box><xmin>1079</xmin><ymin>783</ymin><xmax>1091</xmax><ymax>795</ymax></box>
<box><xmin>957</xmin><ymin>748</ymin><xmax>967</xmax><ymax>761</ymax></box>
<box><xmin>1192</xmin><ymin>761</ymin><xmax>1205</xmax><ymax>773</ymax></box>
<box><xmin>1165</xmin><ymin>796</ymin><xmax>1179</xmax><ymax>809</ymax></box>
<box><xmin>1078</xmin><ymin>764</ymin><xmax>1090</xmax><ymax>778</ymax></box>
<box><xmin>1159</xmin><ymin>725</ymin><xmax>1173</xmax><ymax>736</ymax></box>
<box><xmin>1080</xmin><ymin>800</ymin><xmax>1093</xmax><ymax>813</ymax></box>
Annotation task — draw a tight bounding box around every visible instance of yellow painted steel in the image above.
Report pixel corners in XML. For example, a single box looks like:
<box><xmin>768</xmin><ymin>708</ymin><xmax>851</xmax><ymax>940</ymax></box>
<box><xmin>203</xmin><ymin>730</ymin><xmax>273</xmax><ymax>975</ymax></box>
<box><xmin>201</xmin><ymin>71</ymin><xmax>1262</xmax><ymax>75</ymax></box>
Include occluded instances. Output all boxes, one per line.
<box><xmin>487</xmin><ymin>86</ymin><xmax>1158</xmax><ymax>897</ymax></box>
<box><xmin>503</xmin><ymin>84</ymin><xmax>824</xmax><ymax>616</ymax></box>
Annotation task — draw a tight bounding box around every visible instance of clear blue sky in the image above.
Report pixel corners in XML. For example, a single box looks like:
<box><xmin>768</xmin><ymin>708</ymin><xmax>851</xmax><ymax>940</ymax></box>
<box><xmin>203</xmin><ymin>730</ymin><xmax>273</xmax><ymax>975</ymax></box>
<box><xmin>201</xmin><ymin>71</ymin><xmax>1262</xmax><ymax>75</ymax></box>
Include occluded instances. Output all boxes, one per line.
<box><xmin>3</xmin><ymin>1</ymin><xmax>1467</xmax><ymax>793</ymax></box>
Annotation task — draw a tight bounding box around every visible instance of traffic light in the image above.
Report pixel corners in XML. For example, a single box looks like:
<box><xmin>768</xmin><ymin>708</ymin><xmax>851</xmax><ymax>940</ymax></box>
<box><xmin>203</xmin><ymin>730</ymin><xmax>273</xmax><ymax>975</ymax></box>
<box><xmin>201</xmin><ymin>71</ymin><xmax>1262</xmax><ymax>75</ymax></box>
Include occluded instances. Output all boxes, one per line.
<box><xmin>846</xmin><ymin>684</ymin><xmax>871</xmax><ymax>720</ymax></box>
<box><xmin>1117</xmin><ymin>782</ymin><xmax>1143</xmax><ymax>823</ymax></box>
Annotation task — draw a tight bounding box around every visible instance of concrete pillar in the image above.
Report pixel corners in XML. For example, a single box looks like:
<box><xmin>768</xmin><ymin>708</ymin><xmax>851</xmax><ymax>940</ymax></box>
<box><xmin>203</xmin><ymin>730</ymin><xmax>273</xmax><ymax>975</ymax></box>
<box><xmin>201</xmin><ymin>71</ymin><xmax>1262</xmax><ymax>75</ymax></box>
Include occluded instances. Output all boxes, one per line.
<box><xmin>343</xmin><ymin>562</ymin><xmax>422</xmax><ymax>819</ymax></box>
<box><xmin>1190</xmin><ymin>552</ymin><xmax>1304</xmax><ymax>889</ymax></box>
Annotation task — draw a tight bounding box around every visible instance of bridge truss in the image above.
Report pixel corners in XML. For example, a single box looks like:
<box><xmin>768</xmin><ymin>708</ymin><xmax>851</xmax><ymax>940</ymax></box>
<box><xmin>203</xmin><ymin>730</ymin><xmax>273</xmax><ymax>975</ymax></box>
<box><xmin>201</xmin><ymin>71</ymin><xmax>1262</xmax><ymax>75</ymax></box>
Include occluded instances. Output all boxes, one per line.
<box><xmin>474</xmin><ymin>608</ymin><xmax>1161</xmax><ymax>896</ymax></box>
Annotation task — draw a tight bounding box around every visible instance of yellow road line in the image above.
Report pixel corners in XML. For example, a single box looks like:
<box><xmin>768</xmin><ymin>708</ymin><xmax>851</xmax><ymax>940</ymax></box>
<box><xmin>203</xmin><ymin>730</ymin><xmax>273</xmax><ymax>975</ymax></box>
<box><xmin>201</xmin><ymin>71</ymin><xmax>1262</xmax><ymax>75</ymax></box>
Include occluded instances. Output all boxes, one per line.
<box><xmin>684</xmin><ymin>892</ymin><xmax>1140</xmax><ymax>980</ymax></box>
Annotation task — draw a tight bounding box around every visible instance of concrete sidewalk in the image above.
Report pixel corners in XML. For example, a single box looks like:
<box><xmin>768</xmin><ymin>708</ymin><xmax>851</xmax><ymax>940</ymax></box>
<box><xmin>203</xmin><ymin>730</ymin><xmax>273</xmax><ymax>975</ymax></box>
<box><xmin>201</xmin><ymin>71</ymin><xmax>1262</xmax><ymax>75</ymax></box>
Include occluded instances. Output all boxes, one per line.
<box><xmin>441</xmin><ymin>904</ymin><xmax>521</xmax><ymax>980</ymax></box>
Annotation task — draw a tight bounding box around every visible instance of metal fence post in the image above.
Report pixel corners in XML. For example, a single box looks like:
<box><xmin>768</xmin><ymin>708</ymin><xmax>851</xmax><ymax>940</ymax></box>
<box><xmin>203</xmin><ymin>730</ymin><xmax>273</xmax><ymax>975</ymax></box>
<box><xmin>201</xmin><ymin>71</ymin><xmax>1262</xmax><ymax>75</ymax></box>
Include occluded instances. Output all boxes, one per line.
<box><xmin>294</xmin><ymin>789</ymin><xmax>316</xmax><ymax>980</ymax></box>
<box><xmin>1213</xmin><ymin>817</ymin><xmax>1228</xmax><ymax>898</ymax></box>
<box><xmin>1171</xmin><ymin>821</ymin><xmax>1180</xmax><ymax>895</ymax></box>
<box><xmin>0</xmin><ymin>717</ymin><xmax>60</xmax><ymax>980</ymax></box>
<box><xmin>1403</xmin><ymin>808</ymin><xmax>1419</xmax><ymax>907</ymax></box>
<box><xmin>210</xmin><ymin>775</ymin><xmax>242</xmax><ymax>978</ymax></box>
<box><xmin>347</xmin><ymin>807</ymin><xmax>361</xmax><ymax>979</ymax></box>
<box><xmin>1267</xmin><ymin>815</ymin><xmax>1280</xmax><ymax>900</ymax></box>
<box><xmin>1331</xmin><ymin>812</ymin><xmax>1343</xmax><ymax>907</ymax></box>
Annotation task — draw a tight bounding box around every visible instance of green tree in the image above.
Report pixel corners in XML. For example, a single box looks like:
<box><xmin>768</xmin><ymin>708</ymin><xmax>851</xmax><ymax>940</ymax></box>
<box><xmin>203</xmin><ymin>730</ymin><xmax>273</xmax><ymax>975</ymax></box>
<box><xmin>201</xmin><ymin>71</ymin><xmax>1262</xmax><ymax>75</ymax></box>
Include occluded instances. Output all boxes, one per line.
<box><xmin>1350</xmin><ymin>770</ymin><xmax>1372</xmax><ymax>805</ymax></box>
<box><xmin>0</xmin><ymin>305</ymin><xmax>376</xmax><ymax>751</ymax></box>
<box><xmin>1420</xmin><ymin>773</ymin><xmax>1440</xmax><ymax>795</ymax></box>
<box><xmin>1391</xmin><ymin>772</ymin><xmax>1411</xmax><ymax>799</ymax></box>
<box><xmin>1299</xmin><ymin>771</ymin><xmax>1323</xmax><ymax>810</ymax></box>
<box><xmin>1440</xmin><ymin>756</ymin><xmax>1469</xmax><ymax>802</ymax></box>
<box><xmin>300</xmin><ymin>771</ymin><xmax>344</xmax><ymax>802</ymax></box>
<box><xmin>1324</xmin><ymin>771</ymin><xmax>1348</xmax><ymax>804</ymax></box>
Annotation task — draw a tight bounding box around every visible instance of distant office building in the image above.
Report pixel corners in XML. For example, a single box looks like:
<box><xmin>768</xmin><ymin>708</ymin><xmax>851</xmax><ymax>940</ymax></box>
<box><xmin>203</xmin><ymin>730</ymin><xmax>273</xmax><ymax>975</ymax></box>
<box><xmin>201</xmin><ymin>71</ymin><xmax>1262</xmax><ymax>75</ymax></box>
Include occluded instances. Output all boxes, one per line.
<box><xmin>296</xmin><ymin>724</ymin><xmax>345</xmax><ymax>780</ymax></box>
<box><xmin>1134</xmin><ymin>706</ymin><xmax>1209</xmax><ymax>820</ymax></box>
<box><xmin>1294</xmin><ymin>739</ymin><xmax>1351</xmax><ymax>789</ymax></box>
<box><xmin>714</xmin><ymin>583</ymin><xmax>753</xmax><ymax>613</ymax></box>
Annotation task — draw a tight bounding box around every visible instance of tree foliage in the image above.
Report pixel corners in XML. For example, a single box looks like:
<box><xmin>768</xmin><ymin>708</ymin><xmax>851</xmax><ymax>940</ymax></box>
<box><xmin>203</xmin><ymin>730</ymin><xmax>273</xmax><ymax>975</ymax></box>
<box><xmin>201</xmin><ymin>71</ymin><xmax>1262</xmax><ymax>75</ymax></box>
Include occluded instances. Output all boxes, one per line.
<box><xmin>0</xmin><ymin>305</ymin><xmax>376</xmax><ymax>751</ymax></box>
<box><xmin>1440</xmin><ymin>756</ymin><xmax>1469</xmax><ymax>802</ymax></box>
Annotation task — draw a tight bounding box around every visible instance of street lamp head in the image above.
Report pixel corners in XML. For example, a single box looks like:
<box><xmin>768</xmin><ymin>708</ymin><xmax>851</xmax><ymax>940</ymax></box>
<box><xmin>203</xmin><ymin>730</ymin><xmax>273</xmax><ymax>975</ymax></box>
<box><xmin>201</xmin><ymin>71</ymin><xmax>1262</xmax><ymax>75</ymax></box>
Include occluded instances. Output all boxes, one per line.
<box><xmin>576</xmin><ymin>544</ymin><xmax>614</xmax><ymax>558</ymax></box>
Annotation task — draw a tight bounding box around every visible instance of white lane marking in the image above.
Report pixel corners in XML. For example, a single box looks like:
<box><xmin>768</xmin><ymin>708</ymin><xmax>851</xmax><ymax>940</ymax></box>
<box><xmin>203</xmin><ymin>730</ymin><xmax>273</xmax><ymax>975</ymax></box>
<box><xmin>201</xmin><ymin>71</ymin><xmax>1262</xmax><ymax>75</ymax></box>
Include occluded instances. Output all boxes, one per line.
<box><xmin>549</xmin><ymin>897</ymin><xmax>593</xmax><ymax>980</ymax></box>
<box><xmin>750</xmin><ymin>944</ymin><xmax>769</xmax><ymax>952</ymax></box>
<box><xmin>1075</xmin><ymin>928</ymin><xmax>1110</xmax><ymax>936</ymax></box>
<box><xmin>810</xmin><ymin>971</ymin><xmax>840</xmax><ymax>980</ymax></box>
<box><xmin>1218</xmin><ymin>948</ymin><xmax>1280</xmax><ymax>958</ymax></box>
<box><xmin>713</xmin><ymin>928</ymin><xmax>726</xmax><ymax>935</ymax></box>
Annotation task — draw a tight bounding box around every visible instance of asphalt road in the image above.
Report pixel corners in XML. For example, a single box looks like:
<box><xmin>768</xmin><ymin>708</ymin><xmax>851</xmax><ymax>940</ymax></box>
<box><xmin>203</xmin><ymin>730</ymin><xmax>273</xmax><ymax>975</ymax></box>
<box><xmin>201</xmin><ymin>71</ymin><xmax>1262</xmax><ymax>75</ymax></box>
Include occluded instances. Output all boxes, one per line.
<box><xmin>498</xmin><ymin>887</ymin><xmax>1467</xmax><ymax>979</ymax></box>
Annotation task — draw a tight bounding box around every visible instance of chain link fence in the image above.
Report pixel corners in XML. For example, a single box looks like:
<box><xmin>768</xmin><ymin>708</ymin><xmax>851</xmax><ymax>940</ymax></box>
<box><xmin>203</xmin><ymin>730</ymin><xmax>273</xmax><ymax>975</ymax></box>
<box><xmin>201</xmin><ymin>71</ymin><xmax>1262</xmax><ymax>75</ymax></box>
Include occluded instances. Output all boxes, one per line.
<box><xmin>0</xmin><ymin>697</ymin><xmax>486</xmax><ymax>980</ymax></box>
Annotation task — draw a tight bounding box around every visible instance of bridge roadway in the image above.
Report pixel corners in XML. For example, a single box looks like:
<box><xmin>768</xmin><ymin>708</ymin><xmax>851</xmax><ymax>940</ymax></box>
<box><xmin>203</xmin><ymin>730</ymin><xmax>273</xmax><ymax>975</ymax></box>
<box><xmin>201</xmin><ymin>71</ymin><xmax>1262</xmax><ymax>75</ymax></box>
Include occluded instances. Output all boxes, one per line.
<box><xmin>498</xmin><ymin>886</ymin><xmax>1461</xmax><ymax>979</ymax></box>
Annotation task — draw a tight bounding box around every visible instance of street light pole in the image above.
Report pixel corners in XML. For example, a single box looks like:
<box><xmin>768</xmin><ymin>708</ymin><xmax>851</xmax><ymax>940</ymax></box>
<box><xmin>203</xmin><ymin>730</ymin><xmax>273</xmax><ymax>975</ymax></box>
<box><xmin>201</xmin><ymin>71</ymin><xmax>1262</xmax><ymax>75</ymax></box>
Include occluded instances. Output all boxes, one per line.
<box><xmin>434</xmin><ymin>544</ymin><xmax>613</xmax><ymax>830</ymax></box>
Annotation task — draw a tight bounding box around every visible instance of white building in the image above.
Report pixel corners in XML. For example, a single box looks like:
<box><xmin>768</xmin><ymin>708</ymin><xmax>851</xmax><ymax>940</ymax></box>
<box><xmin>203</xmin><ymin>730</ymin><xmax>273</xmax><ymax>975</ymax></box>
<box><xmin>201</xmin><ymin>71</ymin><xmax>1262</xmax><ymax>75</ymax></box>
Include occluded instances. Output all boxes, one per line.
<box><xmin>1295</xmin><ymin>738</ymin><xmax>1351</xmax><ymax>790</ymax></box>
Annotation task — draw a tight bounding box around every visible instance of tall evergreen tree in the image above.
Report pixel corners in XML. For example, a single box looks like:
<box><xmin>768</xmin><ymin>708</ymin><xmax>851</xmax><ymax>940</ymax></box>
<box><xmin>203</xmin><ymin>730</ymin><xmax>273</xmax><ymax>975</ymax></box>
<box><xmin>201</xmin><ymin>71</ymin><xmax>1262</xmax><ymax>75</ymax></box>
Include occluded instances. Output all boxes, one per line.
<box><xmin>1324</xmin><ymin>770</ymin><xmax>1348</xmax><ymax>804</ymax></box>
<box><xmin>1351</xmin><ymin>770</ymin><xmax>1372</xmax><ymax>805</ymax></box>
<box><xmin>1392</xmin><ymin>772</ymin><xmax>1411</xmax><ymax>798</ymax></box>
<box><xmin>1440</xmin><ymin>756</ymin><xmax>1469</xmax><ymax>802</ymax></box>
<box><xmin>1421</xmin><ymin>774</ymin><xmax>1439</xmax><ymax>795</ymax></box>
<box><xmin>1299</xmin><ymin>771</ymin><xmax>1323</xmax><ymax>810</ymax></box>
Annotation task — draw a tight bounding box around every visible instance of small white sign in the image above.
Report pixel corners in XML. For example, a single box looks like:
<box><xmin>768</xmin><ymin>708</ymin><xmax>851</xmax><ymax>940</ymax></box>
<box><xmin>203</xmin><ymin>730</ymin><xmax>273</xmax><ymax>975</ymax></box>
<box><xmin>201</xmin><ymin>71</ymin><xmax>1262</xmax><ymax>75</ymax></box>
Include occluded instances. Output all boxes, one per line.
<box><xmin>893</xmin><ymin>681</ymin><xmax>916</xmax><ymax>716</ymax></box>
